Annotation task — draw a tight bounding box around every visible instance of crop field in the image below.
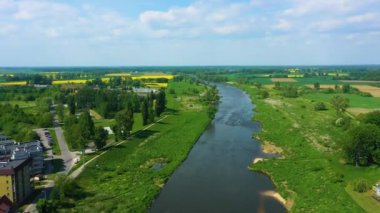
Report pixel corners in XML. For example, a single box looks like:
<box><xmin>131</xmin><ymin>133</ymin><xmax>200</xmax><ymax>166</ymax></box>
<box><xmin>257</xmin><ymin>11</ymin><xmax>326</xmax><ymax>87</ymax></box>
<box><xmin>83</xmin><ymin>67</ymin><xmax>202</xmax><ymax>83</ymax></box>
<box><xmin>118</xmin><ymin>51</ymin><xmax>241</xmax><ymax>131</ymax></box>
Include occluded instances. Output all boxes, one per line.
<box><xmin>251</xmin><ymin>78</ymin><xmax>273</xmax><ymax>84</ymax></box>
<box><xmin>340</xmin><ymin>80</ymin><xmax>380</xmax><ymax>83</ymax></box>
<box><xmin>287</xmin><ymin>74</ymin><xmax>304</xmax><ymax>78</ymax></box>
<box><xmin>305</xmin><ymin>84</ymin><xmax>336</xmax><ymax>89</ymax></box>
<box><xmin>271</xmin><ymin>78</ymin><xmax>297</xmax><ymax>82</ymax></box>
<box><xmin>52</xmin><ymin>79</ymin><xmax>89</xmax><ymax>85</ymax></box>
<box><xmin>144</xmin><ymin>83</ymin><xmax>168</xmax><ymax>88</ymax></box>
<box><xmin>346</xmin><ymin>108</ymin><xmax>380</xmax><ymax>116</ymax></box>
<box><xmin>352</xmin><ymin>85</ymin><xmax>380</xmax><ymax>97</ymax></box>
<box><xmin>0</xmin><ymin>81</ymin><xmax>27</xmax><ymax>86</ymax></box>
<box><xmin>131</xmin><ymin>74</ymin><xmax>174</xmax><ymax>80</ymax></box>
<box><xmin>327</xmin><ymin>73</ymin><xmax>349</xmax><ymax>77</ymax></box>
<box><xmin>295</xmin><ymin>77</ymin><xmax>341</xmax><ymax>85</ymax></box>
<box><xmin>105</xmin><ymin>73</ymin><xmax>131</xmax><ymax>77</ymax></box>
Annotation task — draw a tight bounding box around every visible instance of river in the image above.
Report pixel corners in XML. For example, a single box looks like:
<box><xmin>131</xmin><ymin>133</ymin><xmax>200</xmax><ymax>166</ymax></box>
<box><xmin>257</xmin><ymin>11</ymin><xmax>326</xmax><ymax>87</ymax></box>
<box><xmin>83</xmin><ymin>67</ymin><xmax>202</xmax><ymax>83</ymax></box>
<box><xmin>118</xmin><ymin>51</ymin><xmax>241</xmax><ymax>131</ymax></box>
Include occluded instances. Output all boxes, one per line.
<box><xmin>150</xmin><ymin>84</ymin><xmax>286</xmax><ymax>213</ymax></box>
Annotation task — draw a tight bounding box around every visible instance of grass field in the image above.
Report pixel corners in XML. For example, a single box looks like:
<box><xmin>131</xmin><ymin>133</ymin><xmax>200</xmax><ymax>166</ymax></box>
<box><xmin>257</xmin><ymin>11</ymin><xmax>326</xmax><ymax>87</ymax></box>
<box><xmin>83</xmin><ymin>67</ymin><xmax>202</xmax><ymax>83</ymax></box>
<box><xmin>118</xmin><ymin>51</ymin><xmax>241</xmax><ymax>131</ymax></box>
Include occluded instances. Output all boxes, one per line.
<box><xmin>59</xmin><ymin>80</ymin><xmax>211</xmax><ymax>212</ymax></box>
<box><xmin>48</xmin><ymin>128</ymin><xmax>61</xmax><ymax>155</ymax></box>
<box><xmin>303</xmin><ymin>93</ymin><xmax>380</xmax><ymax>108</ymax></box>
<box><xmin>238</xmin><ymin>84</ymin><xmax>379</xmax><ymax>212</ymax></box>
<box><xmin>271</xmin><ymin>78</ymin><xmax>297</xmax><ymax>82</ymax></box>
<box><xmin>0</xmin><ymin>100</ymin><xmax>38</xmax><ymax>114</ymax></box>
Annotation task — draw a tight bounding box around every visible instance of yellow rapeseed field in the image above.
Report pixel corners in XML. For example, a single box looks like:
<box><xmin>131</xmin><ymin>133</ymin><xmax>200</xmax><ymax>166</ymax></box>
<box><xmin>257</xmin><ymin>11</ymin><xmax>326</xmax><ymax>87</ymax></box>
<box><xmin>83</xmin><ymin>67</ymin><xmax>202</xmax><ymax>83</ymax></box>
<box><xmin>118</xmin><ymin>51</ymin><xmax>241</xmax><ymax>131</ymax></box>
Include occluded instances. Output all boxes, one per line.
<box><xmin>101</xmin><ymin>78</ymin><xmax>110</xmax><ymax>82</ymax></box>
<box><xmin>132</xmin><ymin>74</ymin><xmax>174</xmax><ymax>80</ymax></box>
<box><xmin>52</xmin><ymin>79</ymin><xmax>89</xmax><ymax>85</ymax></box>
<box><xmin>0</xmin><ymin>81</ymin><xmax>27</xmax><ymax>86</ymax></box>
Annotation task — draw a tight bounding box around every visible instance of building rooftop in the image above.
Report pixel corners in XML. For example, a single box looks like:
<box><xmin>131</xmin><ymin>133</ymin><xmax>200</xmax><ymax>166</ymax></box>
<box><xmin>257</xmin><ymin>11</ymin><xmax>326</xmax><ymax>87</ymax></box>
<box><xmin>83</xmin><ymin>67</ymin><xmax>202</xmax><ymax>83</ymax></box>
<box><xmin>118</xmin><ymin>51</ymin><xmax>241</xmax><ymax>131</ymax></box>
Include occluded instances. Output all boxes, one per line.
<box><xmin>0</xmin><ymin>159</ymin><xmax>30</xmax><ymax>175</ymax></box>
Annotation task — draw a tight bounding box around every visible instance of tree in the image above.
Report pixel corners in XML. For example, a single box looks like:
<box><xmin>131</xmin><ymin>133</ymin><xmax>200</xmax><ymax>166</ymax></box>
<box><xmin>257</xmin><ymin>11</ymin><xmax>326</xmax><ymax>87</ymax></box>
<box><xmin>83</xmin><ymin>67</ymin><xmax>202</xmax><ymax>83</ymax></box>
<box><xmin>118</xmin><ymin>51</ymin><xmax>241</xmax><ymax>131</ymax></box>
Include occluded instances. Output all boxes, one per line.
<box><xmin>155</xmin><ymin>89</ymin><xmax>166</xmax><ymax>117</ymax></box>
<box><xmin>56</xmin><ymin>103</ymin><xmax>64</xmax><ymax>121</ymax></box>
<box><xmin>314</xmin><ymin>82</ymin><xmax>320</xmax><ymax>90</ymax></box>
<box><xmin>67</xmin><ymin>95</ymin><xmax>76</xmax><ymax>115</ymax></box>
<box><xmin>345</xmin><ymin>124</ymin><xmax>380</xmax><ymax>166</ymax></box>
<box><xmin>37</xmin><ymin>199</ymin><xmax>57</xmax><ymax>213</ymax></box>
<box><xmin>141</xmin><ymin>98</ymin><xmax>149</xmax><ymax>125</ymax></box>
<box><xmin>342</xmin><ymin>84</ymin><xmax>351</xmax><ymax>93</ymax></box>
<box><xmin>147</xmin><ymin>92</ymin><xmax>155</xmax><ymax>123</ymax></box>
<box><xmin>94</xmin><ymin>126</ymin><xmax>108</xmax><ymax>149</ymax></box>
<box><xmin>78</xmin><ymin>111</ymin><xmax>95</xmax><ymax>140</ymax></box>
<box><xmin>37</xmin><ymin>112</ymin><xmax>53</xmax><ymax>128</ymax></box>
<box><xmin>254</xmin><ymin>82</ymin><xmax>262</xmax><ymax>90</ymax></box>
<box><xmin>314</xmin><ymin>102</ymin><xmax>327</xmax><ymax>111</ymax></box>
<box><xmin>282</xmin><ymin>85</ymin><xmax>298</xmax><ymax>98</ymax></box>
<box><xmin>331</xmin><ymin>95</ymin><xmax>349</xmax><ymax>115</ymax></box>
<box><xmin>274</xmin><ymin>81</ymin><xmax>281</xmax><ymax>90</ymax></box>
<box><xmin>360</xmin><ymin>110</ymin><xmax>380</xmax><ymax>127</ymax></box>
<box><xmin>261</xmin><ymin>91</ymin><xmax>269</xmax><ymax>99</ymax></box>
<box><xmin>115</xmin><ymin>107</ymin><xmax>134</xmax><ymax>139</ymax></box>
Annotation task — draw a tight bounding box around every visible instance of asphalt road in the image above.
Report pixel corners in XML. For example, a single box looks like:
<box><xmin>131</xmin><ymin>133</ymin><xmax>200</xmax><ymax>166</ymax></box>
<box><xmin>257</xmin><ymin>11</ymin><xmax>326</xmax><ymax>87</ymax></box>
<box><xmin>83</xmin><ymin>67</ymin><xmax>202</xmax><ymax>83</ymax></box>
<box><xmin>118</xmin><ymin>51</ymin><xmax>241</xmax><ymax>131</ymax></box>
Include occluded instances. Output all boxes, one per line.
<box><xmin>52</xmin><ymin>107</ymin><xmax>78</xmax><ymax>174</ymax></box>
<box><xmin>23</xmin><ymin>106</ymin><xmax>77</xmax><ymax>213</ymax></box>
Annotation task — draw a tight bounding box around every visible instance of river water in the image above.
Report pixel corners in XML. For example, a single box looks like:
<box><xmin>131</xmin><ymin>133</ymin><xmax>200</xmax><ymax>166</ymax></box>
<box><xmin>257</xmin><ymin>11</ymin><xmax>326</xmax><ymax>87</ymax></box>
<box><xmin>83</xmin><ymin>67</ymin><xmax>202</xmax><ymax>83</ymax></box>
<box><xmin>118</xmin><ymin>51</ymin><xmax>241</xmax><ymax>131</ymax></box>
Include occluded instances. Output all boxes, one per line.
<box><xmin>150</xmin><ymin>84</ymin><xmax>286</xmax><ymax>213</ymax></box>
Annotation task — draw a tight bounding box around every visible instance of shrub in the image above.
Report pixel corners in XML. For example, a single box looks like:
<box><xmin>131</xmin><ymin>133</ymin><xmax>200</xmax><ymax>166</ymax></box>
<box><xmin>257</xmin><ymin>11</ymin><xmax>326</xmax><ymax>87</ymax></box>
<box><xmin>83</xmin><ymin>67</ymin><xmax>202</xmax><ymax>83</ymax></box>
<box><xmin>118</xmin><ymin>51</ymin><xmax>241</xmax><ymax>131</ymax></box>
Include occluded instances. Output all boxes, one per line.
<box><xmin>335</xmin><ymin>117</ymin><xmax>351</xmax><ymax>130</ymax></box>
<box><xmin>314</xmin><ymin>102</ymin><xmax>327</xmax><ymax>111</ymax></box>
<box><xmin>352</xmin><ymin>179</ymin><xmax>371</xmax><ymax>193</ymax></box>
<box><xmin>261</xmin><ymin>91</ymin><xmax>269</xmax><ymax>99</ymax></box>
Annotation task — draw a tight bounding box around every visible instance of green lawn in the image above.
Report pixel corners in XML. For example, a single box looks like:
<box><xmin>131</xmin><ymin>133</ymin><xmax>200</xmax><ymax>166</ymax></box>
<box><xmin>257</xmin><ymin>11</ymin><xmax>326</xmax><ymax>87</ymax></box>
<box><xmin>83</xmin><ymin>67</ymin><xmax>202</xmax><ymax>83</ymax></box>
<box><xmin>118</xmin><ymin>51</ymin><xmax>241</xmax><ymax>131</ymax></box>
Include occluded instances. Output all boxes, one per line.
<box><xmin>0</xmin><ymin>100</ymin><xmax>39</xmax><ymax>114</ymax></box>
<box><xmin>239</xmin><ymin>84</ymin><xmax>378</xmax><ymax>212</ymax></box>
<box><xmin>48</xmin><ymin>128</ymin><xmax>61</xmax><ymax>155</ymax></box>
<box><xmin>58</xmin><ymin>81</ymin><xmax>211</xmax><ymax>212</ymax></box>
<box><xmin>304</xmin><ymin>93</ymin><xmax>380</xmax><ymax>108</ymax></box>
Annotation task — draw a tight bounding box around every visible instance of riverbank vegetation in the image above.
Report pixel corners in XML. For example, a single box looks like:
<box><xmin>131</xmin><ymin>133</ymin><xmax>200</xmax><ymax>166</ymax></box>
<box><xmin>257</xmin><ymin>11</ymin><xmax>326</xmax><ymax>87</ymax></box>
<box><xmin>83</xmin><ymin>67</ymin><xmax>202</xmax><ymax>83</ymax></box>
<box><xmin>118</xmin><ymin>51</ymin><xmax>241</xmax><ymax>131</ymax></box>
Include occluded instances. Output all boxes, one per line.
<box><xmin>238</xmin><ymin>82</ymin><xmax>380</xmax><ymax>212</ymax></box>
<box><xmin>50</xmin><ymin>78</ymin><xmax>214</xmax><ymax>212</ymax></box>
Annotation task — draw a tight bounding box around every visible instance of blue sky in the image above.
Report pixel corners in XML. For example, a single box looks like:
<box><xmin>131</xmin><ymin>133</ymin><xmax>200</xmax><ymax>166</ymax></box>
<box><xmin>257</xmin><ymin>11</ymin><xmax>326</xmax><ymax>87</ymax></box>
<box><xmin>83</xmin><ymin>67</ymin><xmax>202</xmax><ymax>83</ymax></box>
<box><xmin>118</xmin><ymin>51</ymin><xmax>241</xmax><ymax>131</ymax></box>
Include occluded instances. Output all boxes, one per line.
<box><xmin>0</xmin><ymin>0</ymin><xmax>379</xmax><ymax>66</ymax></box>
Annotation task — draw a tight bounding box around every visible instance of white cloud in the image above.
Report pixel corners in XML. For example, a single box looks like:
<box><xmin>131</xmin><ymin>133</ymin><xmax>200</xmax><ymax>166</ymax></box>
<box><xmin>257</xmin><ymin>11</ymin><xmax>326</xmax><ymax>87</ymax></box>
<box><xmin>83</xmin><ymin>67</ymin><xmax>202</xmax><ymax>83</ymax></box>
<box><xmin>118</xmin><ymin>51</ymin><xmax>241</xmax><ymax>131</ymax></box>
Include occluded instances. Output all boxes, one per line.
<box><xmin>273</xmin><ymin>19</ymin><xmax>291</xmax><ymax>30</ymax></box>
<box><xmin>347</xmin><ymin>13</ymin><xmax>378</xmax><ymax>23</ymax></box>
<box><xmin>0</xmin><ymin>0</ymin><xmax>380</xmax><ymax>65</ymax></box>
<box><xmin>45</xmin><ymin>28</ymin><xmax>60</xmax><ymax>38</ymax></box>
<box><xmin>0</xmin><ymin>24</ymin><xmax>18</xmax><ymax>35</ymax></box>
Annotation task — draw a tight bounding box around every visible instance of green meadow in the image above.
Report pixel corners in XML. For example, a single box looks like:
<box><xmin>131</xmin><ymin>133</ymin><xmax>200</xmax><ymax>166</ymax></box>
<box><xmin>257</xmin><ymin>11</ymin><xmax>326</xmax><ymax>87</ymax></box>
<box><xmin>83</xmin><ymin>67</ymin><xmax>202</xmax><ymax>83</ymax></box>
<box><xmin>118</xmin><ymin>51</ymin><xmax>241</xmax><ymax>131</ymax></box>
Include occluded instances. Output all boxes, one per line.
<box><xmin>239</xmin><ymin>84</ymin><xmax>380</xmax><ymax>213</ymax></box>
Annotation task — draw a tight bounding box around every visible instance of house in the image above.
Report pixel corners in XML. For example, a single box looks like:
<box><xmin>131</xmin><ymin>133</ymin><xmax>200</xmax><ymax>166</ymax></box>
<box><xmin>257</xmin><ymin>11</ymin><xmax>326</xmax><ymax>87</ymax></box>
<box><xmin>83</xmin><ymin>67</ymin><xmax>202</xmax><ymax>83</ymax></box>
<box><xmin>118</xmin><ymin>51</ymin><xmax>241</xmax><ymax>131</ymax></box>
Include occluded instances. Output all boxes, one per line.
<box><xmin>0</xmin><ymin>159</ymin><xmax>33</xmax><ymax>207</ymax></box>
<box><xmin>132</xmin><ymin>87</ymin><xmax>158</xmax><ymax>96</ymax></box>
<box><xmin>0</xmin><ymin>195</ymin><xmax>12</xmax><ymax>213</ymax></box>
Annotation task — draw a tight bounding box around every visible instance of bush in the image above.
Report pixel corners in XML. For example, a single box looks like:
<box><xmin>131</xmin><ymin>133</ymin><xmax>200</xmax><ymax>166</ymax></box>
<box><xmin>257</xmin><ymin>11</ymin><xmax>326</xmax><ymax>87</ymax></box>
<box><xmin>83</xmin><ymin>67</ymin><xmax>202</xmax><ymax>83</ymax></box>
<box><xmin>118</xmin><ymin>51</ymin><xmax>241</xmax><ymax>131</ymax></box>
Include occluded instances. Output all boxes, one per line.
<box><xmin>261</xmin><ymin>91</ymin><xmax>269</xmax><ymax>99</ymax></box>
<box><xmin>314</xmin><ymin>102</ymin><xmax>327</xmax><ymax>111</ymax></box>
<box><xmin>335</xmin><ymin>117</ymin><xmax>351</xmax><ymax>130</ymax></box>
<box><xmin>352</xmin><ymin>179</ymin><xmax>371</xmax><ymax>193</ymax></box>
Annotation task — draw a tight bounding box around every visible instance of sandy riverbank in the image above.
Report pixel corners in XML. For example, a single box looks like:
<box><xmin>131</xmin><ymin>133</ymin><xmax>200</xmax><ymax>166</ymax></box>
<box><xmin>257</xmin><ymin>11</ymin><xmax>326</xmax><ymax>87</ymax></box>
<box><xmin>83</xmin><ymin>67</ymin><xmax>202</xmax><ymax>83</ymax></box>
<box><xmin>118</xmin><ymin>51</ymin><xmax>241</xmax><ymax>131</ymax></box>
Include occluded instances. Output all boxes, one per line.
<box><xmin>261</xmin><ymin>190</ymin><xmax>287</xmax><ymax>206</ymax></box>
